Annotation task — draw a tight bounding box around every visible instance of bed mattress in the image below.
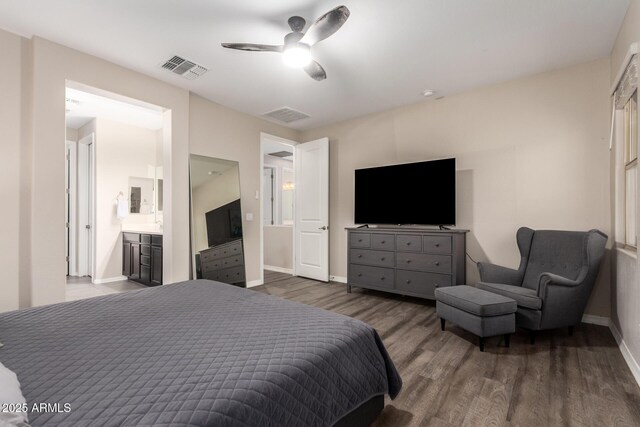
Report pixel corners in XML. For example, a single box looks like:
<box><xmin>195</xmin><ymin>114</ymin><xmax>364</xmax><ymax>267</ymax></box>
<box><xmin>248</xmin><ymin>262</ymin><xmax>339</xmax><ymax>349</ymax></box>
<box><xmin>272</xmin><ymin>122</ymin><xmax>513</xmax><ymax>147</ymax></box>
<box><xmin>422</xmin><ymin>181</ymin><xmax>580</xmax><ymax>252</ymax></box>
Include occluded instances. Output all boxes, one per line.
<box><xmin>0</xmin><ymin>280</ymin><xmax>401</xmax><ymax>426</ymax></box>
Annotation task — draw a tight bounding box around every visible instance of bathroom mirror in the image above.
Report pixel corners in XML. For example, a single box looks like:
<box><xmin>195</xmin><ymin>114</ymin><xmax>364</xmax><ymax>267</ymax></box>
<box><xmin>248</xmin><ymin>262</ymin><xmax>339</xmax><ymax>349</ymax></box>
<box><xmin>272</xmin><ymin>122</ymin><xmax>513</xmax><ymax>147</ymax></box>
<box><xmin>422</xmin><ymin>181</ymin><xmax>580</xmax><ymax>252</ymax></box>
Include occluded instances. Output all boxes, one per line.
<box><xmin>129</xmin><ymin>177</ymin><xmax>155</xmax><ymax>214</ymax></box>
<box><xmin>190</xmin><ymin>155</ymin><xmax>245</xmax><ymax>287</ymax></box>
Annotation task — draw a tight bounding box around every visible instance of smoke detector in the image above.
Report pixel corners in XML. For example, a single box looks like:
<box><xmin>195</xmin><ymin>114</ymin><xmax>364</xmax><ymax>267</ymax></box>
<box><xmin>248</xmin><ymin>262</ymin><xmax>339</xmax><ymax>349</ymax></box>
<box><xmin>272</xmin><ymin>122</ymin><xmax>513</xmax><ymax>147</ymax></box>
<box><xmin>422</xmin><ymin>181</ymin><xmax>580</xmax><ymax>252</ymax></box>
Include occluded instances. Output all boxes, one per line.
<box><xmin>161</xmin><ymin>55</ymin><xmax>208</xmax><ymax>80</ymax></box>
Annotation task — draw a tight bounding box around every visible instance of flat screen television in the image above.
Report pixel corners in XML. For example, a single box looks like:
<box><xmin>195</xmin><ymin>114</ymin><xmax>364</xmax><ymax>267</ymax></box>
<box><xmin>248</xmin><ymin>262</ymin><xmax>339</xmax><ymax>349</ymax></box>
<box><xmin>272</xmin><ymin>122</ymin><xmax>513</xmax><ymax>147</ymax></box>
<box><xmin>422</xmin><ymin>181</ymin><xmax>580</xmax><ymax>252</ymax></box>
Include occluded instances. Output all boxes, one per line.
<box><xmin>354</xmin><ymin>158</ymin><xmax>455</xmax><ymax>226</ymax></box>
<box><xmin>205</xmin><ymin>199</ymin><xmax>243</xmax><ymax>247</ymax></box>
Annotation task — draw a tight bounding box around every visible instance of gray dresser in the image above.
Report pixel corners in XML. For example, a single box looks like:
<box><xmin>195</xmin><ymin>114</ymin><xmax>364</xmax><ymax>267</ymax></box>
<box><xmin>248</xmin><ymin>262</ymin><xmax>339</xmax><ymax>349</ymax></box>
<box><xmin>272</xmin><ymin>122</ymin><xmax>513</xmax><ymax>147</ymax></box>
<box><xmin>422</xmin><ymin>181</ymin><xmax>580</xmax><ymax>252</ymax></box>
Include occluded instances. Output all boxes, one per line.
<box><xmin>346</xmin><ymin>227</ymin><xmax>468</xmax><ymax>299</ymax></box>
<box><xmin>200</xmin><ymin>239</ymin><xmax>246</xmax><ymax>286</ymax></box>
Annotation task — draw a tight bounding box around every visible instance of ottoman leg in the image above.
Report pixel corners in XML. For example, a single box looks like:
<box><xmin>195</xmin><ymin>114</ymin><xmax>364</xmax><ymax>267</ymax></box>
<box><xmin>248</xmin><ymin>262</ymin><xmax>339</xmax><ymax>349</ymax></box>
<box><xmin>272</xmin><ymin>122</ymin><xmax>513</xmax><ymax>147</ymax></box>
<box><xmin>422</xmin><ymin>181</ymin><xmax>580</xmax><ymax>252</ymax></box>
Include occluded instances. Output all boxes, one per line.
<box><xmin>440</xmin><ymin>318</ymin><xmax>445</xmax><ymax>331</ymax></box>
<box><xmin>479</xmin><ymin>337</ymin><xmax>485</xmax><ymax>352</ymax></box>
<box><xmin>505</xmin><ymin>334</ymin><xmax>511</xmax><ymax>348</ymax></box>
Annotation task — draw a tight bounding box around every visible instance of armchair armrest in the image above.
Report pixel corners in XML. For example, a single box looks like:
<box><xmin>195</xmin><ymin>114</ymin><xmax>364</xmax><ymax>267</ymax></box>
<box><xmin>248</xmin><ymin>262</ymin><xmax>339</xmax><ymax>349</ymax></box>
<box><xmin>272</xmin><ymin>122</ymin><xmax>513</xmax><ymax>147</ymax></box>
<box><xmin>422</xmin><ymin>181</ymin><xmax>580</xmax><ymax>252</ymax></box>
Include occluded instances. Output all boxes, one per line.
<box><xmin>537</xmin><ymin>272</ymin><xmax>580</xmax><ymax>299</ymax></box>
<box><xmin>477</xmin><ymin>262</ymin><xmax>523</xmax><ymax>286</ymax></box>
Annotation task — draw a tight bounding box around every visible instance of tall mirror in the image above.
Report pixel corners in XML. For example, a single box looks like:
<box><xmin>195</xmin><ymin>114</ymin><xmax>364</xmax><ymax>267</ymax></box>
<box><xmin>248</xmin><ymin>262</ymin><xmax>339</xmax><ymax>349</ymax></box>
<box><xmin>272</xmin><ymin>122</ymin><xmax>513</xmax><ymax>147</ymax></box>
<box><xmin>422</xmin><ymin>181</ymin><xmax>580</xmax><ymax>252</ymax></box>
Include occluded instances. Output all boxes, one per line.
<box><xmin>190</xmin><ymin>155</ymin><xmax>245</xmax><ymax>287</ymax></box>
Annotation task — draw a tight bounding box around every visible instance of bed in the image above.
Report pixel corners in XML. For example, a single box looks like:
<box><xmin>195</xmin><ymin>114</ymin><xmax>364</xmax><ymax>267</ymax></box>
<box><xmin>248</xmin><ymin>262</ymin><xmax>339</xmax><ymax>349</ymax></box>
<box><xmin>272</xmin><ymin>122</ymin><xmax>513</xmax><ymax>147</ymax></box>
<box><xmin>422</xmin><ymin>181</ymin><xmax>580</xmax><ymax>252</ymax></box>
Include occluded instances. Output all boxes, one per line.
<box><xmin>0</xmin><ymin>280</ymin><xmax>402</xmax><ymax>426</ymax></box>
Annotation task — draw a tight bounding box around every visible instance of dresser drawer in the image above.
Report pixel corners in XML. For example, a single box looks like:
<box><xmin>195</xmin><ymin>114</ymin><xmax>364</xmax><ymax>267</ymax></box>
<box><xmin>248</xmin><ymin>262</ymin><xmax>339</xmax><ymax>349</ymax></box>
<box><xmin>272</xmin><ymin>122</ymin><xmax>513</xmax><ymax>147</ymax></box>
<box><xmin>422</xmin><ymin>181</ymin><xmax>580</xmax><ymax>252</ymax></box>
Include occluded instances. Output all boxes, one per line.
<box><xmin>396</xmin><ymin>234</ymin><xmax>422</xmax><ymax>252</ymax></box>
<box><xmin>396</xmin><ymin>253</ymin><xmax>452</xmax><ymax>274</ymax></box>
<box><xmin>200</xmin><ymin>249</ymin><xmax>220</xmax><ymax>263</ymax></box>
<box><xmin>218</xmin><ymin>266</ymin><xmax>245</xmax><ymax>283</ymax></box>
<box><xmin>350</xmin><ymin>232</ymin><xmax>371</xmax><ymax>248</ymax></box>
<box><xmin>351</xmin><ymin>249</ymin><xmax>394</xmax><ymax>268</ymax></box>
<box><xmin>152</xmin><ymin>235</ymin><xmax>163</xmax><ymax>245</ymax></box>
<box><xmin>203</xmin><ymin>270</ymin><xmax>219</xmax><ymax>281</ymax></box>
<box><xmin>349</xmin><ymin>264</ymin><xmax>394</xmax><ymax>289</ymax></box>
<box><xmin>396</xmin><ymin>270</ymin><xmax>451</xmax><ymax>298</ymax></box>
<box><xmin>371</xmin><ymin>234</ymin><xmax>395</xmax><ymax>250</ymax></box>
<box><xmin>220</xmin><ymin>255</ymin><xmax>244</xmax><ymax>269</ymax></box>
<box><xmin>220</xmin><ymin>240</ymin><xmax>243</xmax><ymax>258</ymax></box>
<box><xmin>423</xmin><ymin>236</ymin><xmax>452</xmax><ymax>254</ymax></box>
<box><xmin>141</xmin><ymin>234</ymin><xmax>152</xmax><ymax>244</ymax></box>
<box><xmin>201</xmin><ymin>259</ymin><xmax>222</xmax><ymax>273</ymax></box>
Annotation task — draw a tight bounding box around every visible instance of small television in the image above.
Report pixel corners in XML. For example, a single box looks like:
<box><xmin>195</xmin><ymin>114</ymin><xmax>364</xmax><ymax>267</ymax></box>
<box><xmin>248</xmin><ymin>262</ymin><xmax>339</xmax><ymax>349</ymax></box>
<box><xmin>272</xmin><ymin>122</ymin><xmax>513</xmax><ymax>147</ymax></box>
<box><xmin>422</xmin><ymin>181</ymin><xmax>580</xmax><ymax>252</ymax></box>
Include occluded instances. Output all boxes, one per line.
<box><xmin>354</xmin><ymin>158</ymin><xmax>455</xmax><ymax>226</ymax></box>
<box><xmin>205</xmin><ymin>199</ymin><xmax>243</xmax><ymax>247</ymax></box>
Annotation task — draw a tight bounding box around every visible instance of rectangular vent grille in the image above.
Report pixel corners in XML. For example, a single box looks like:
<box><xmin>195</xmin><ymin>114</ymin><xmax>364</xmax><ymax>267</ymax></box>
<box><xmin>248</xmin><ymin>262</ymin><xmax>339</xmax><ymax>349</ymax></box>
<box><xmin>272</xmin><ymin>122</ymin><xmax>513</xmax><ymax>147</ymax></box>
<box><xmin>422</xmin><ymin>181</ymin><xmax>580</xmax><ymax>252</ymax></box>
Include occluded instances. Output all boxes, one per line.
<box><xmin>268</xmin><ymin>151</ymin><xmax>293</xmax><ymax>158</ymax></box>
<box><xmin>263</xmin><ymin>107</ymin><xmax>310</xmax><ymax>123</ymax></box>
<box><xmin>161</xmin><ymin>55</ymin><xmax>208</xmax><ymax>80</ymax></box>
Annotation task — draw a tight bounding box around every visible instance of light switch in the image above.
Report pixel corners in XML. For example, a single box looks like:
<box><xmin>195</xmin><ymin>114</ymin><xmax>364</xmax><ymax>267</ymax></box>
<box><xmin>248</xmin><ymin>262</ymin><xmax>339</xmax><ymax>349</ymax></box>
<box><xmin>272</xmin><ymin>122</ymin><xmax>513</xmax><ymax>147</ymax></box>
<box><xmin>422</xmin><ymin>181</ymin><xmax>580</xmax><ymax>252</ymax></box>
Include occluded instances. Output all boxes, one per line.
<box><xmin>246</xmin><ymin>213</ymin><xmax>254</xmax><ymax>221</ymax></box>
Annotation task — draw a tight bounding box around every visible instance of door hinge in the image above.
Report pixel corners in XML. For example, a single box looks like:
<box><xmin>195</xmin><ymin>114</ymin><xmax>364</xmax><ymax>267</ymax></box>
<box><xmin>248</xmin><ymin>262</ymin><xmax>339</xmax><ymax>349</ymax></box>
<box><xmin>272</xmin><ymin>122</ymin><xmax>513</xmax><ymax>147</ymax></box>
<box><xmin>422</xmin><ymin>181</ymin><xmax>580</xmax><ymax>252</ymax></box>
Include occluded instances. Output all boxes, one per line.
<box><xmin>65</xmin><ymin>222</ymin><xmax>70</xmax><ymax>228</ymax></box>
<box><xmin>65</xmin><ymin>188</ymin><xmax>70</xmax><ymax>194</ymax></box>
<box><xmin>65</xmin><ymin>256</ymin><xmax>69</xmax><ymax>262</ymax></box>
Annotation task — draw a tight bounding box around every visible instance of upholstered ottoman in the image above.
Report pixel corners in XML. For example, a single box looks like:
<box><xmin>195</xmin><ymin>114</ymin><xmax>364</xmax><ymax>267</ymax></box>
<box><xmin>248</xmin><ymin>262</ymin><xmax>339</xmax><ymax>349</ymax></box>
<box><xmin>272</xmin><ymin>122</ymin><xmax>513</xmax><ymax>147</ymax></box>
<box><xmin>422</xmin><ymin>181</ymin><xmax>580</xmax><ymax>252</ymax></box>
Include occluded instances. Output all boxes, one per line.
<box><xmin>435</xmin><ymin>285</ymin><xmax>517</xmax><ymax>351</ymax></box>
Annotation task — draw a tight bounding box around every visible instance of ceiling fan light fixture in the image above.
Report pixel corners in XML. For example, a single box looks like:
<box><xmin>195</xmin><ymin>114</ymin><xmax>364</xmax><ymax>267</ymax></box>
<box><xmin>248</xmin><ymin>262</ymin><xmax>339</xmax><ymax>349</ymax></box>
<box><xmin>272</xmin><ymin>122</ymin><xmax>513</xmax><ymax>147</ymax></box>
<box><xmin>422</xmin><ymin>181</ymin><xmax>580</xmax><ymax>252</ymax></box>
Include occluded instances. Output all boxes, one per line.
<box><xmin>282</xmin><ymin>45</ymin><xmax>312</xmax><ymax>68</ymax></box>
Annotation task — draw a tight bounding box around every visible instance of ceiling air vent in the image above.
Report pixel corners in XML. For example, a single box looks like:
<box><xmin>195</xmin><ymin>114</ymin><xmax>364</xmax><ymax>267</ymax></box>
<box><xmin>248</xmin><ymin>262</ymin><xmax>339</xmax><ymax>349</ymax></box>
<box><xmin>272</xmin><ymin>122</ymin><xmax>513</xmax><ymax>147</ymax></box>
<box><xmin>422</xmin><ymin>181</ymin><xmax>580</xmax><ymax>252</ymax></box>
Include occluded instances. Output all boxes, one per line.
<box><xmin>268</xmin><ymin>151</ymin><xmax>293</xmax><ymax>158</ymax></box>
<box><xmin>161</xmin><ymin>55</ymin><xmax>208</xmax><ymax>80</ymax></box>
<box><xmin>263</xmin><ymin>107</ymin><xmax>310</xmax><ymax>123</ymax></box>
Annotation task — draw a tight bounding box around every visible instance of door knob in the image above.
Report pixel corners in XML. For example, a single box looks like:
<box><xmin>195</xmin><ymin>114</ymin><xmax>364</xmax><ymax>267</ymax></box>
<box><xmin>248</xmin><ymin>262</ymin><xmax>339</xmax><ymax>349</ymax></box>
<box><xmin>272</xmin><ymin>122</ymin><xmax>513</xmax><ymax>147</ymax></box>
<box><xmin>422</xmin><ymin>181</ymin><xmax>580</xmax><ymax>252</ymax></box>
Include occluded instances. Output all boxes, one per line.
<box><xmin>318</xmin><ymin>226</ymin><xmax>328</xmax><ymax>230</ymax></box>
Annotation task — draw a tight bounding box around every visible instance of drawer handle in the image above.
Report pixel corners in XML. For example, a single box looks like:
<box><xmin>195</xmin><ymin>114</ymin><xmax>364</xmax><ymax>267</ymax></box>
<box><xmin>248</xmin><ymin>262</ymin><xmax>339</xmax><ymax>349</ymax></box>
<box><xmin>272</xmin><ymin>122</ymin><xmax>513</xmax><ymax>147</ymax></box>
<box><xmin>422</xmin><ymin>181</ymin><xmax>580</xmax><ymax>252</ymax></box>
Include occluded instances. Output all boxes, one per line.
<box><xmin>357</xmin><ymin>273</ymin><xmax>362</xmax><ymax>277</ymax></box>
<box><xmin>435</xmin><ymin>262</ymin><xmax>440</xmax><ymax>266</ymax></box>
<box><xmin>406</xmin><ymin>242</ymin><xmax>411</xmax><ymax>246</ymax></box>
<box><xmin>406</xmin><ymin>259</ymin><xmax>411</xmax><ymax>264</ymax></box>
<box><xmin>381</xmin><ymin>257</ymin><xmax>386</xmax><ymax>261</ymax></box>
<box><xmin>435</xmin><ymin>243</ymin><xmax>440</xmax><ymax>247</ymax></box>
<box><xmin>381</xmin><ymin>240</ymin><xmax>386</xmax><ymax>244</ymax></box>
<box><xmin>358</xmin><ymin>239</ymin><xmax>363</xmax><ymax>242</ymax></box>
<box><xmin>357</xmin><ymin>254</ymin><xmax>362</xmax><ymax>258</ymax></box>
<box><xmin>435</xmin><ymin>284</ymin><xmax>439</xmax><ymax>288</ymax></box>
<box><xmin>380</xmin><ymin>276</ymin><xmax>385</xmax><ymax>280</ymax></box>
<box><xmin>406</xmin><ymin>279</ymin><xmax>411</xmax><ymax>284</ymax></box>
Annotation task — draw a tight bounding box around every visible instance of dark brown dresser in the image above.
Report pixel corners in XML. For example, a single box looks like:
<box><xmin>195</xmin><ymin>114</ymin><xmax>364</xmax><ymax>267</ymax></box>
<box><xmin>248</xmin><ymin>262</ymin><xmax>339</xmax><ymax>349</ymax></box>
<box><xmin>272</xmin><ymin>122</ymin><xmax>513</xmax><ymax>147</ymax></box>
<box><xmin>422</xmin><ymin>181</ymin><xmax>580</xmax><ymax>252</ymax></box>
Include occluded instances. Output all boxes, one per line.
<box><xmin>200</xmin><ymin>239</ymin><xmax>246</xmax><ymax>286</ymax></box>
<box><xmin>346</xmin><ymin>227</ymin><xmax>467</xmax><ymax>299</ymax></box>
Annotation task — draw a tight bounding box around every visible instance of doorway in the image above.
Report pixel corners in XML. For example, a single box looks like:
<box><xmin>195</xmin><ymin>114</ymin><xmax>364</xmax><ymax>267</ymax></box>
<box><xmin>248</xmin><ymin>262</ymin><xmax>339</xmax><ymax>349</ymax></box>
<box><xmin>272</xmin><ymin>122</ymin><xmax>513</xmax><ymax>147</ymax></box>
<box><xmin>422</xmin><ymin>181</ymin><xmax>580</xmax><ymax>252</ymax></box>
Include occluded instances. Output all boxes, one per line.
<box><xmin>64</xmin><ymin>82</ymin><xmax>166</xmax><ymax>300</ymax></box>
<box><xmin>261</xmin><ymin>135</ymin><xmax>296</xmax><ymax>279</ymax></box>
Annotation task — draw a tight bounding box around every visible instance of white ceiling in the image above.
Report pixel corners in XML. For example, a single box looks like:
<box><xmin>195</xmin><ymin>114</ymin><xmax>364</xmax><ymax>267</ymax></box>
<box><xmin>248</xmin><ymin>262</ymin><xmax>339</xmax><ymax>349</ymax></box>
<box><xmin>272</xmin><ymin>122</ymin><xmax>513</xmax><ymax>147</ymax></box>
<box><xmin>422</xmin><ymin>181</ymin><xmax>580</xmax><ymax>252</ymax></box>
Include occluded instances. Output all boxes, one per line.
<box><xmin>1</xmin><ymin>0</ymin><xmax>629</xmax><ymax>130</ymax></box>
<box><xmin>190</xmin><ymin>155</ymin><xmax>238</xmax><ymax>189</ymax></box>
<box><xmin>65</xmin><ymin>87</ymin><xmax>164</xmax><ymax>130</ymax></box>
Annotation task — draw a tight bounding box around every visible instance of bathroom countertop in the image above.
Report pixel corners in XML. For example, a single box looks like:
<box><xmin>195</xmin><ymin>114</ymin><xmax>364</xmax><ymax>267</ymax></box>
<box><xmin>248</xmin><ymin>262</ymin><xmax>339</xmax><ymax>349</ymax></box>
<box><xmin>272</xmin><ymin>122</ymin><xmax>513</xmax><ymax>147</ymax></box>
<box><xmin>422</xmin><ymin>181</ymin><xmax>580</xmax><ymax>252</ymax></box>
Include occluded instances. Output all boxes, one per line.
<box><xmin>121</xmin><ymin>225</ymin><xmax>163</xmax><ymax>235</ymax></box>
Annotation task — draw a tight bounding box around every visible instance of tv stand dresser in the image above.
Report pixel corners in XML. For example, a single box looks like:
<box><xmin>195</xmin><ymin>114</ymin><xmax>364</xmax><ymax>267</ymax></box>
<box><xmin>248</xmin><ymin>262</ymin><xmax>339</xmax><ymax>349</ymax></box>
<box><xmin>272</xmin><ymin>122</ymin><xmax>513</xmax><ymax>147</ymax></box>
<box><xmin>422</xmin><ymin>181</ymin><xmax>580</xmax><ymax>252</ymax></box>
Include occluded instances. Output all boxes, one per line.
<box><xmin>346</xmin><ymin>227</ymin><xmax>468</xmax><ymax>300</ymax></box>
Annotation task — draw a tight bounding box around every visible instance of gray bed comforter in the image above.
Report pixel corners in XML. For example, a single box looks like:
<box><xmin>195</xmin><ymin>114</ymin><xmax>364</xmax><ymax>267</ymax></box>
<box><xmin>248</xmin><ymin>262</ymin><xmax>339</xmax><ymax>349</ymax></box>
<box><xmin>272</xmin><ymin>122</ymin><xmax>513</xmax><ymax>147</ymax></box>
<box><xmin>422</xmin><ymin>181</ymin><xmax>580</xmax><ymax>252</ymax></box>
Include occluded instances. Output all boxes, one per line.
<box><xmin>0</xmin><ymin>280</ymin><xmax>401</xmax><ymax>426</ymax></box>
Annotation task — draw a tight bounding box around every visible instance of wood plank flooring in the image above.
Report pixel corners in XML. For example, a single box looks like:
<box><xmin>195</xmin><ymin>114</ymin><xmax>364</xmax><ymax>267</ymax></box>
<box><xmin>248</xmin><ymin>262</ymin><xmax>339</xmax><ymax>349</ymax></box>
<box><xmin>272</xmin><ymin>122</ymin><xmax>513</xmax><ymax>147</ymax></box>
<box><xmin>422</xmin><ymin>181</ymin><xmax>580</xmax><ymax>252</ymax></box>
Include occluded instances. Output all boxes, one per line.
<box><xmin>255</xmin><ymin>270</ymin><xmax>640</xmax><ymax>427</ymax></box>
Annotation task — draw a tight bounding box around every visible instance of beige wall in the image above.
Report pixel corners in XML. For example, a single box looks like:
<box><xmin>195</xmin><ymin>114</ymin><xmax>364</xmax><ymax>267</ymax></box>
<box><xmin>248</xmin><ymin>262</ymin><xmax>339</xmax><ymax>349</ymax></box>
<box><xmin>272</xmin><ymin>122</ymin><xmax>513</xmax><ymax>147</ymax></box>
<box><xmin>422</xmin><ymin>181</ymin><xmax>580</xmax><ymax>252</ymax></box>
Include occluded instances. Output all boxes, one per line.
<box><xmin>0</xmin><ymin>29</ymin><xmax>23</xmax><ymax>311</ymax></box>
<box><xmin>94</xmin><ymin>118</ymin><xmax>161</xmax><ymax>281</ymax></box>
<box><xmin>302</xmin><ymin>59</ymin><xmax>612</xmax><ymax>317</ymax></box>
<box><xmin>0</xmin><ymin>30</ymin><xmax>191</xmax><ymax>309</ymax></box>
<box><xmin>192</xmin><ymin>166</ymin><xmax>241</xmax><ymax>253</ymax></box>
<box><xmin>189</xmin><ymin>95</ymin><xmax>300</xmax><ymax>285</ymax></box>
<box><xmin>611</xmin><ymin>0</ymin><xmax>640</xmax><ymax>83</ymax></box>
<box><xmin>264</xmin><ymin>226</ymin><xmax>293</xmax><ymax>270</ymax></box>
<box><xmin>610</xmin><ymin>0</ymin><xmax>640</xmax><ymax>381</ymax></box>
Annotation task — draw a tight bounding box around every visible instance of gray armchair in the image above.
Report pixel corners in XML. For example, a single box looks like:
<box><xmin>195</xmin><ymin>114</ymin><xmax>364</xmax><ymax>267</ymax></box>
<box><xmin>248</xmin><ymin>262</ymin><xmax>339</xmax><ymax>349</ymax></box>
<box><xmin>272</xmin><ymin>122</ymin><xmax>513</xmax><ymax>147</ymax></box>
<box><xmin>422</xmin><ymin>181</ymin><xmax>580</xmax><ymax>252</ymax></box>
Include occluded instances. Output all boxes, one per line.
<box><xmin>476</xmin><ymin>227</ymin><xmax>607</xmax><ymax>341</ymax></box>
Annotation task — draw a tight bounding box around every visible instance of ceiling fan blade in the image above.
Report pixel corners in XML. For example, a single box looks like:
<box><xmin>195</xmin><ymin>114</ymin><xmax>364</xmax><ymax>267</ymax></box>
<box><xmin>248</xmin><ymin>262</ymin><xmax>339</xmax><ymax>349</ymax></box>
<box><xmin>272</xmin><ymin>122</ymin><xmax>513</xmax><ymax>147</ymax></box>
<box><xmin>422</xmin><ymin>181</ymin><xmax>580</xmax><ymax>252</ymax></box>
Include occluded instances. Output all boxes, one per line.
<box><xmin>300</xmin><ymin>5</ymin><xmax>350</xmax><ymax>46</ymax></box>
<box><xmin>304</xmin><ymin>60</ymin><xmax>326</xmax><ymax>81</ymax></box>
<box><xmin>221</xmin><ymin>43</ymin><xmax>283</xmax><ymax>52</ymax></box>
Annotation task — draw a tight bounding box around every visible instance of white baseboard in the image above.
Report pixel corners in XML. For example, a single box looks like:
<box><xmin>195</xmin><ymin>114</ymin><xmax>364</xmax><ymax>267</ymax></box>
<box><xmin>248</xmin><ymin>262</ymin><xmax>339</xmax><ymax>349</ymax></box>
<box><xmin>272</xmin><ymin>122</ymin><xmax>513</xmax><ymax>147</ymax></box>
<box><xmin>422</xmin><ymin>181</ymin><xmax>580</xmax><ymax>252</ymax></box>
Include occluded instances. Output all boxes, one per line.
<box><xmin>330</xmin><ymin>275</ymin><xmax>347</xmax><ymax>283</ymax></box>
<box><xmin>93</xmin><ymin>276</ymin><xmax>128</xmax><ymax>285</ymax></box>
<box><xmin>264</xmin><ymin>265</ymin><xmax>294</xmax><ymax>275</ymax></box>
<box><xmin>246</xmin><ymin>279</ymin><xmax>263</xmax><ymax>288</ymax></box>
<box><xmin>609</xmin><ymin>321</ymin><xmax>640</xmax><ymax>387</ymax></box>
<box><xmin>581</xmin><ymin>314</ymin><xmax>610</xmax><ymax>326</ymax></box>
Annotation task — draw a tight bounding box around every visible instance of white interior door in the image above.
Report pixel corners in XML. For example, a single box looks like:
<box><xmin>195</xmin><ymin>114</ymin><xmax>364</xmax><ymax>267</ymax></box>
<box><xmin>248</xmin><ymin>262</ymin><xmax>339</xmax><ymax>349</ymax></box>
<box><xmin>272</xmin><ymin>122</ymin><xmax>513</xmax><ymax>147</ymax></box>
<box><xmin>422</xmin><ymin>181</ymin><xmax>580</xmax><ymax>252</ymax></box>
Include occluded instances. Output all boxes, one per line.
<box><xmin>294</xmin><ymin>137</ymin><xmax>329</xmax><ymax>282</ymax></box>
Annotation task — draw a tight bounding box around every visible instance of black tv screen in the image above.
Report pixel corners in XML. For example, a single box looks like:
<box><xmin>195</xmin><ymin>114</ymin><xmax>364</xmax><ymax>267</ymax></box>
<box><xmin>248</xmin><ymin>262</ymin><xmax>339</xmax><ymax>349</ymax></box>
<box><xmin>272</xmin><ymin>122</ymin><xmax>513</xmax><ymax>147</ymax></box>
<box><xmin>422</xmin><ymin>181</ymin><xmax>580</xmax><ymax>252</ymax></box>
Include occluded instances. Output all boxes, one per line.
<box><xmin>354</xmin><ymin>158</ymin><xmax>456</xmax><ymax>226</ymax></box>
<box><xmin>205</xmin><ymin>199</ymin><xmax>243</xmax><ymax>247</ymax></box>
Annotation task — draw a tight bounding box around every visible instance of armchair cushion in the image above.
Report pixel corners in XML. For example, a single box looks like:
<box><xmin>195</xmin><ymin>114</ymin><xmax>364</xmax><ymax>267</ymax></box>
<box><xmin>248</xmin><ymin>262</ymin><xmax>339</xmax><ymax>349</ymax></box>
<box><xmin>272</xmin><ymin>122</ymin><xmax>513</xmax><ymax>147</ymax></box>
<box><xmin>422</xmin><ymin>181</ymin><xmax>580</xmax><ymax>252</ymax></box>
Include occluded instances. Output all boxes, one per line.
<box><xmin>477</xmin><ymin>282</ymin><xmax>542</xmax><ymax>310</ymax></box>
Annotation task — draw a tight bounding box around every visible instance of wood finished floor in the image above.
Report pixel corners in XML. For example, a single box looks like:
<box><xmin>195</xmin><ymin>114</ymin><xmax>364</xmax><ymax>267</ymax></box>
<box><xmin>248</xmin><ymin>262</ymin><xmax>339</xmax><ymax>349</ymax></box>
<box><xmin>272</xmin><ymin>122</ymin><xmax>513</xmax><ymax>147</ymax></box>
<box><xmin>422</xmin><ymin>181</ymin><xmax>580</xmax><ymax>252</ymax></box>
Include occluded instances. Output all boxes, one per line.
<box><xmin>256</xmin><ymin>270</ymin><xmax>640</xmax><ymax>427</ymax></box>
